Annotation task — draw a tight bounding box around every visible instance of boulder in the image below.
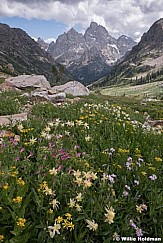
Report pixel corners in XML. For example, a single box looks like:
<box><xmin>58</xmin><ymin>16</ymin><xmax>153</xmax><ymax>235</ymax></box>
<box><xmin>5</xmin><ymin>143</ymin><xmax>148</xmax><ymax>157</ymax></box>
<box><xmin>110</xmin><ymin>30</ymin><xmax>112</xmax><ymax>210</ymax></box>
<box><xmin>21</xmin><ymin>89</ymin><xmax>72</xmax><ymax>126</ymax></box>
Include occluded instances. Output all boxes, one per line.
<box><xmin>48</xmin><ymin>92</ymin><xmax>66</xmax><ymax>103</ymax></box>
<box><xmin>5</xmin><ymin>75</ymin><xmax>51</xmax><ymax>90</ymax></box>
<box><xmin>0</xmin><ymin>113</ymin><xmax>28</xmax><ymax>126</ymax></box>
<box><xmin>51</xmin><ymin>81</ymin><xmax>90</xmax><ymax>96</ymax></box>
<box><xmin>31</xmin><ymin>91</ymin><xmax>50</xmax><ymax>102</ymax></box>
<box><xmin>31</xmin><ymin>91</ymin><xmax>66</xmax><ymax>103</ymax></box>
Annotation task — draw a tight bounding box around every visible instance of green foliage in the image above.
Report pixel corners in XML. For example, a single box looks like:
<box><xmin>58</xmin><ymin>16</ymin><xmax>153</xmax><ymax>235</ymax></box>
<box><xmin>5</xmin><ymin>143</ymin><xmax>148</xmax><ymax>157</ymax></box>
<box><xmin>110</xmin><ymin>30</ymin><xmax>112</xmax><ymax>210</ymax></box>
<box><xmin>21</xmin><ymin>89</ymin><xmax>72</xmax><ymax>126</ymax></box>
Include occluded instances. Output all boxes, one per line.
<box><xmin>0</xmin><ymin>91</ymin><xmax>28</xmax><ymax>115</ymax></box>
<box><xmin>0</xmin><ymin>96</ymin><xmax>162</xmax><ymax>242</ymax></box>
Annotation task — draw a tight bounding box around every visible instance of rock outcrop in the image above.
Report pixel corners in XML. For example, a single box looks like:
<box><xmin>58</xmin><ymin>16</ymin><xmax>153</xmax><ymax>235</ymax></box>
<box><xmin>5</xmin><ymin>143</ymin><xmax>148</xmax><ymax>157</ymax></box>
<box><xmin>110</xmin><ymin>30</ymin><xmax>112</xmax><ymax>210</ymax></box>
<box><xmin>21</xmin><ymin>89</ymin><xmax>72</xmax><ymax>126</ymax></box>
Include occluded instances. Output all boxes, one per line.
<box><xmin>5</xmin><ymin>75</ymin><xmax>51</xmax><ymax>90</ymax></box>
<box><xmin>51</xmin><ymin>81</ymin><xmax>90</xmax><ymax>96</ymax></box>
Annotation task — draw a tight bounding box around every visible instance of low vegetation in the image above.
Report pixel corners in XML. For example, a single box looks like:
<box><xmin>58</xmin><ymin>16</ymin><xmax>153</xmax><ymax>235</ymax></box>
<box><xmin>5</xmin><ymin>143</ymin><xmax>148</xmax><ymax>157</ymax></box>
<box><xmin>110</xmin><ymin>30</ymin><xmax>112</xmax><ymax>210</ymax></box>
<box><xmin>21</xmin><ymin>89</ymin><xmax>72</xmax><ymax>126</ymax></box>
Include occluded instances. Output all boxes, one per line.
<box><xmin>0</xmin><ymin>93</ymin><xmax>162</xmax><ymax>242</ymax></box>
<box><xmin>100</xmin><ymin>81</ymin><xmax>163</xmax><ymax>100</ymax></box>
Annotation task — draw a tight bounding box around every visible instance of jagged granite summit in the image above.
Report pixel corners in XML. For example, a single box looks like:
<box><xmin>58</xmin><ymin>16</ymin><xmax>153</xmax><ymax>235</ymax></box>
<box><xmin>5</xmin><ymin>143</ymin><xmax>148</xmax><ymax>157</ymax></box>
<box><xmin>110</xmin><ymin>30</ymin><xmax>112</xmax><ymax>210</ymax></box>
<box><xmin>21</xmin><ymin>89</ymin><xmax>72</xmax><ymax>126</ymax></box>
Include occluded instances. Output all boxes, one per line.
<box><xmin>90</xmin><ymin>18</ymin><xmax>163</xmax><ymax>88</ymax></box>
<box><xmin>48</xmin><ymin>22</ymin><xmax>136</xmax><ymax>84</ymax></box>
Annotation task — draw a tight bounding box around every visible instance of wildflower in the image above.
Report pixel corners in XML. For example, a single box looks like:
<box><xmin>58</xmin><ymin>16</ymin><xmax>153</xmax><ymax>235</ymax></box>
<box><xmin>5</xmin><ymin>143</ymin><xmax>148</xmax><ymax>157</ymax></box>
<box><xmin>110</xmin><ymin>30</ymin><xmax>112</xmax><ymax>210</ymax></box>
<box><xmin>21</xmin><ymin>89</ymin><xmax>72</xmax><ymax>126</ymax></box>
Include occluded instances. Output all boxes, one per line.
<box><xmin>29</xmin><ymin>136</ymin><xmax>37</xmax><ymax>145</ymax></box>
<box><xmin>149</xmin><ymin>174</ymin><xmax>157</xmax><ymax>181</ymax></box>
<box><xmin>10</xmin><ymin>171</ymin><xmax>18</xmax><ymax>177</ymax></box>
<box><xmin>65</xmin><ymin>213</ymin><xmax>72</xmax><ymax>220</ymax></box>
<box><xmin>12</xmin><ymin>196</ymin><xmax>22</xmax><ymax>203</ymax></box>
<box><xmin>155</xmin><ymin>157</ymin><xmax>162</xmax><ymax>162</ymax></box>
<box><xmin>74</xmin><ymin>177</ymin><xmax>82</xmax><ymax>186</ymax></box>
<box><xmin>48</xmin><ymin>222</ymin><xmax>61</xmax><ymax>238</ymax></box>
<box><xmin>134</xmin><ymin>180</ymin><xmax>139</xmax><ymax>185</ymax></box>
<box><xmin>123</xmin><ymin>191</ymin><xmax>128</xmax><ymax>197</ymax></box>
<box><xmin>104</xmin><ymin>206</ymin><xmax>115</xmax><ymax>224</ymax></box>
<box><xmin>83</xmin><ymin>122</ymin><xmax>89</xmax><ymax>129</ymax></box>
<box><xmin>76</xmin><ymin>193</ymin><xmax>82</xmax><ymax>202</ymax></box>
<box><xmin>0</xmin><ymin>235</ymin><xmax>4</xmax><ymax>242</ymax></box>
<box><xmin>75</xmin><ymin>203</ymin><xmax>82</xmax><ymax>212</ymax></box>
<box><xmin>62</xmin><ymin>219</ymin><xmax>70</xmax><ymax>230</ymax></box>
<box><xmin>65</xmin><ymin>131</ymin><xmax>70</xmax><ymax>136</ymax></box>
<box><xmin>108</xmin><ymin>174</ymin><xmax>116</xmax><ymax>183</ymax></box>
<box><xmin>130</xmin><ymin>220</ymin><xmax>143</xmax><ymax>236</ymax></box>
<box><xmin>136</xmin><ymin>228</ymin><xmax>143</xmax><ymax>237</ymax></box>
<box><xmin>49</xmin><ymin>199</ymin><xmax>60</xmax><ymax>209</ymax></box>
<box><xmin>44</xmin><ymin>186</ymin><xmax>53</xmax><ymax>195</ymax></box>
<box><xmin>73</xmin><ymin>169</ymin><xmax>81</xmax><ymax>178</ymax></box>
<box><xmin>85</xmin><ymin>135</ymin><xmax>91</xmax><ymax>141</ymax></box>
<box><xmin>112</xmin><ymin>232</ymin><xmax>120</xmax><ymax>241</ymax></box>
<box><xmin>111</xmin><ymin>189</ymin><xmax>116</xmax><ymax>196</ymax></box>
<box><xmin>48</xmin><ymin>208</ymin><xmax>53</xmax><ymax>214</ymax></box>
<box><xmin>83</xmin><ymin>179</ymin><xmax>92</xmax><ymax>188</ymax></box>
<box><xmin>67</xmin><ymin>221</ymin><xmax>75</xmax><ymax>231</ymax></box>
<box><xmin>141</xmin><ymin>171</ymin><xmax>147</xmax><ymax>176</ymax></box>
<box><xmin>44</xmin><ymin>126</ymin><xmax>51</xmax><ymax>132</ymax></box>
<box><xmin>55</xmin><ymin>216</ymin><xmax>63</xmax><ymax>223</ymax></box>
<box><xmin>86</xmin><ymin>219</ymin><xmax>98</xmax><ymax>231</ymax></box>
<box><xmin>17</xmin><ymin>218</ymin><xmax>26</xmax><ymax>227</ymax></box>
<box><xmin>3</xmin><ymin>183</ymin><xmax>9</xmax><ymax>190</ymax></box>
<box><xmin>17</xmin><ymin>177</ymin><xmax>25</xmax><ymax>186</ymax></box>
<box><xmin>49</xmin><ymin>168</ymin><xmax>58</xmax><ymax>175</ymax></box>
<box><xmin>130</xmin><ymin>220</ymin><xmax>137</xmax><ymax>230</ymax></box>
<box><xmin>17</xmin><ymin>124</ymin><xmax>24</xmax><ymax>131</ymax></box>
<box><xmin>68</xmin><ymin>198</ymin><xmax>76</xmax><ymax>208</ymax></box>
<box><xmin>125</xmin><ymin>185</ymin><xmax>131</xmax><ymax>190</ymax></box>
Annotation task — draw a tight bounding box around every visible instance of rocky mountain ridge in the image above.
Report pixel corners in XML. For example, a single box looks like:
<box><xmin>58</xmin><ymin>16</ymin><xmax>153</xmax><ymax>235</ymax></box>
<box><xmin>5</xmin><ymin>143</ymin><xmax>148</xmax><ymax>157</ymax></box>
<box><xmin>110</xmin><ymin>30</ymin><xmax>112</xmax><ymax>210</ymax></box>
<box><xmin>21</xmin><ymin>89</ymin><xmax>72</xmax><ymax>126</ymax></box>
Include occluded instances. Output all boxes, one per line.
<box><xmin>91</xmin><ymin>18</ymin><xmax>163</xmax><ymax>88</ymax></box>
<box><xmin>47</xmin><ymin>22</ymin><xmax>136</xmax><ymax>84</ymax></box>
<box><xmin>0</xmin><ymin>23</ymin><xmax>71</xmax><ymax>85</ymax></box>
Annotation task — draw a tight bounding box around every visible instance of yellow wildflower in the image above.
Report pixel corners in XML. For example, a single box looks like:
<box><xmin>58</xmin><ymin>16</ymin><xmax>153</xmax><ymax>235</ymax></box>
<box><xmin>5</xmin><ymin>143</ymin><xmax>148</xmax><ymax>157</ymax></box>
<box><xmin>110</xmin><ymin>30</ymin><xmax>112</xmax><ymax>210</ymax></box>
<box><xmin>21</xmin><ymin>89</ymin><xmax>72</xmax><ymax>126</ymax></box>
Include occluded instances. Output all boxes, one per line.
<box><xmin>155</xmin><ymin>157</ymin><xmax>162</xmax><ymax>162</ymax></box>
<box><xmin>10</xmin><ymin>171</ymin><xmax>18</xmax><ymax>177</ymax></box>
<box><xmin>67</xmin><ymin>221</ymin><xmax>74</xmax><ymax>231</ymax></box>
<box><xmin>0</xmin><ymin>235</ymin><xmax>4</xmax><ymax>242</ymax></box>
<box><xmin>141</xmin><ymin>171</ymin><xmax>147</xmax><ymax>176</ymax></box>
<box><xmin>3</xmin><ymin>183</ymin><xmax>9</xmax><ymax>190</ymax></box>
<box><xmin>118</xmin><ymin>148</ymin><xmax>129</xmax><ymax>153</ymax></box>
<box><xmin>48</xmin><ymin>208</ymin><xmax>53</xmax><ymax>214</ymax></box>
<box><xmin>104</xmin><ymin>206</ymin><xmax>115</xmax><ymax>224</ymax></box>
<box><xmin>55</xmin><ymin>216</ymin><xmax>63</xmax><ymax>223</ymax></box>
<box><xmin>65</xmin><ymin>213</ymin><xmax>72</xmax><ymax>220</ymax></box>
<box><xmin>12</xmin><ymin>196</ymin><xmax>22</xmax><ymax>203</ymax></box>
<box><xmin>17</xmin><ymin>177</ymin><xmax>25</xmax><ymax>186</ymax></box>
<box><xmin>62</xmin><ymin>219</ymin><xmax>70</xmax><ymax>230</ymax></box>
<box><xmin>17</xmin><ymin>218</ymin><xmax>26</xmax><ymax>227</ymax></box>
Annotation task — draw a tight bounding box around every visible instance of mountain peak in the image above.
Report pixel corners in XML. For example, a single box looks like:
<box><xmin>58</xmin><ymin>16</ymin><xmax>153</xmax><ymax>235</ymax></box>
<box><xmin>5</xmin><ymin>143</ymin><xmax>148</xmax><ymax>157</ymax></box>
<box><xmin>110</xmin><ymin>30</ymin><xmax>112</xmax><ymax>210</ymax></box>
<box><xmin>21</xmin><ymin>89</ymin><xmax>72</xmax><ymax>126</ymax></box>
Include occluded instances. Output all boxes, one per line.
<box><xmin>67</xmin><ymin>27</ymin><xmax>78</xmax><ymax>35</ymax></box>
<box><xmin>90</xmin><ymin>22</ymin><xmax>99</xmax><ymax>28</ymax></box>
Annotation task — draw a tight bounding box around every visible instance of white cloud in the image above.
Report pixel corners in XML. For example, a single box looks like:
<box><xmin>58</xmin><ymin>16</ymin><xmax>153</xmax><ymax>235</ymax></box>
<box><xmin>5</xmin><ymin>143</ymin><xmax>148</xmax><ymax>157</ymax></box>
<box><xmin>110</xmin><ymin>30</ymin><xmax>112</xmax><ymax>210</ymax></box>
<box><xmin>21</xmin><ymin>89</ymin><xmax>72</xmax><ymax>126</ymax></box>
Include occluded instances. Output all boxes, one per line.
<box><xmin>0</xmin><ymin>0</ymin><xmax>163</xmax><ymax>40</ymax></box>
<box><xmin>45</xmin><ymin>38</ymin><xmax>56</xmax><ymax>43</ymax></box>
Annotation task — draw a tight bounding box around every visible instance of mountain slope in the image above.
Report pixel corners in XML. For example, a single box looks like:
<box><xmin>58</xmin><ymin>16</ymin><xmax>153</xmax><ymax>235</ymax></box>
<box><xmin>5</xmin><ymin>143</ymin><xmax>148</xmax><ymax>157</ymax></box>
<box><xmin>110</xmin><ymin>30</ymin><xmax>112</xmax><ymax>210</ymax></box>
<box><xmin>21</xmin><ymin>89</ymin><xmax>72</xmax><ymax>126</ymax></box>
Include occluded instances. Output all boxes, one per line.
<box><xmin>92</xmin><ymin>18</ymin><xmax>163</xmax><ymax>88</ymax></box>
<box><xmin>0</xmin><ymin>23</ymin><xmax>71</xmax><ymax>84</ymax></box>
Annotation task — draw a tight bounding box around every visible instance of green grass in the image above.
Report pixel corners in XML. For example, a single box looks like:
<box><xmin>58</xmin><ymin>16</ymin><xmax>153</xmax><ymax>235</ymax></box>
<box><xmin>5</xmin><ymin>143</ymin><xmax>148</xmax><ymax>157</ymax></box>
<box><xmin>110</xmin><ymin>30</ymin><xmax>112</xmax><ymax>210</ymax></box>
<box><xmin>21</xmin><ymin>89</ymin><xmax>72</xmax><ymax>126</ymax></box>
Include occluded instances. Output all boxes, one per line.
<box><xmin>0</xmin><ymin>93</ymin><xmax>162</xmax><ymax>242</ymax></box>
<box><xmin>100</xmin><ymin>81</ymin><xmax>163</xmax><ymax>99</ymax></box>
<box><xmin>0</xmin><ymin>90</ymin><xmax>28</xmax><ymax>115</ymax></box>
<box><xmin>0</xmin><ymin>77</ymin><xmax>5</xmax><ymax>84</ymax></box>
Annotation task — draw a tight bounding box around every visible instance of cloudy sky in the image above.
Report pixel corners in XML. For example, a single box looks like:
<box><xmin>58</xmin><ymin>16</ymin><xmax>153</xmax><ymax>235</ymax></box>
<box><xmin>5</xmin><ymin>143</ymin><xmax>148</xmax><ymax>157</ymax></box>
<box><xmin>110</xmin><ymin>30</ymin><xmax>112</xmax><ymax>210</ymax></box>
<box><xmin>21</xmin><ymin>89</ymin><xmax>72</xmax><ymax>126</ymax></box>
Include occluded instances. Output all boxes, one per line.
<box><xmin>0</xmin><ymin>0</ymin><xmax>163</xmax><ymax>43</ymax></box>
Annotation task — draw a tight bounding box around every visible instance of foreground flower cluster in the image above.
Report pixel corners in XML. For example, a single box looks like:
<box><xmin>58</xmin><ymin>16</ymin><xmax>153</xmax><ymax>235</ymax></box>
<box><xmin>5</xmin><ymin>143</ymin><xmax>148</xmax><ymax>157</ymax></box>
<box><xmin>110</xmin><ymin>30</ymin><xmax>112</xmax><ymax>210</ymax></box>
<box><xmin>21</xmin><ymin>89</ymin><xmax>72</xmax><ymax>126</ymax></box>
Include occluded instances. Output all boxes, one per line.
<box><xmin>0</xmin><ymin>100</ymin><xmax>162</xmax><ymax>242</ymax></box>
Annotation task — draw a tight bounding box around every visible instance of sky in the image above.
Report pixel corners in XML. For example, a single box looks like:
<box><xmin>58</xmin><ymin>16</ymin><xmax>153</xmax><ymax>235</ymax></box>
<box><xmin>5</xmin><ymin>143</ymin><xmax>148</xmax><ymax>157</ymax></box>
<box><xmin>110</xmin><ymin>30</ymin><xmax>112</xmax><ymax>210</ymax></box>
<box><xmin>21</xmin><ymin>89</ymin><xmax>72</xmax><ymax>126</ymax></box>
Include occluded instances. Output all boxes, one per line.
<box><xmin>0</xmin><ymin>0</ymin><xmax>163</xmax><ymax>43</ymax></box>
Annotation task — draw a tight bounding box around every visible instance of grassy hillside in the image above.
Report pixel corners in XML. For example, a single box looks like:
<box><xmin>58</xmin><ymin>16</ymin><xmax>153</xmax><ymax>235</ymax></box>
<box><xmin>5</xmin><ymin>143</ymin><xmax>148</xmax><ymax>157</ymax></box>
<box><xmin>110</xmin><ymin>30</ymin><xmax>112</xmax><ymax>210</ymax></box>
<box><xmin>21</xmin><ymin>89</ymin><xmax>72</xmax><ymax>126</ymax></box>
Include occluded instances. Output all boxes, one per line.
<box><xmin>99</xmin><ymin>81</ymin><xmax>163</xmax><ymax>99</ymax></box>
